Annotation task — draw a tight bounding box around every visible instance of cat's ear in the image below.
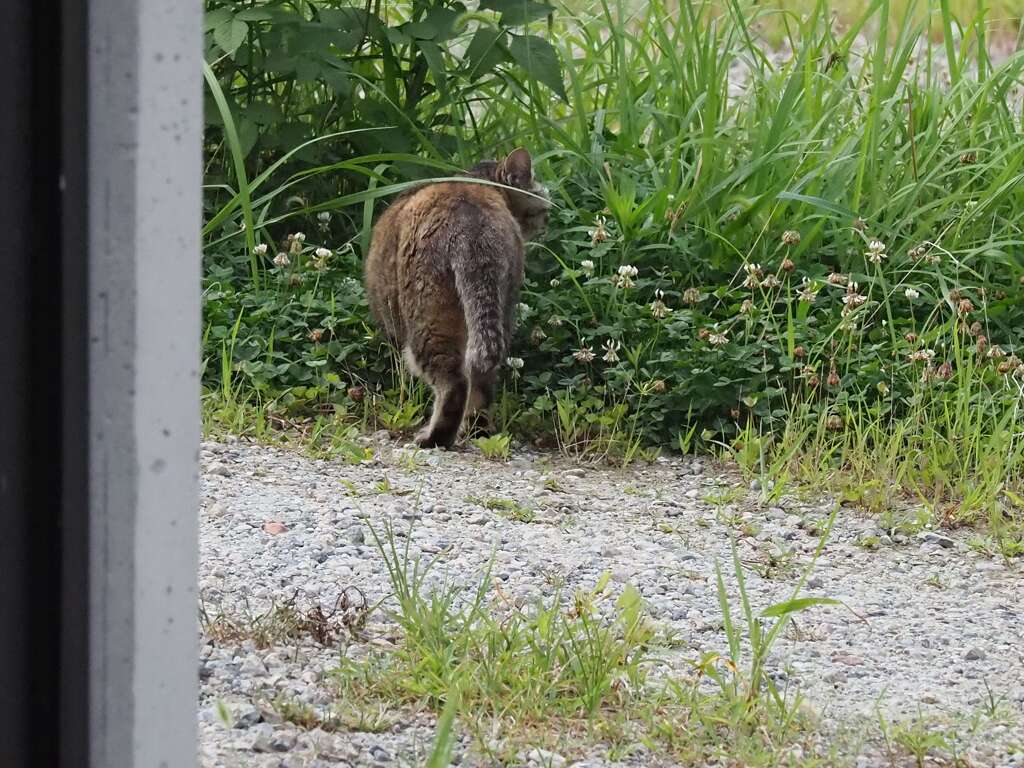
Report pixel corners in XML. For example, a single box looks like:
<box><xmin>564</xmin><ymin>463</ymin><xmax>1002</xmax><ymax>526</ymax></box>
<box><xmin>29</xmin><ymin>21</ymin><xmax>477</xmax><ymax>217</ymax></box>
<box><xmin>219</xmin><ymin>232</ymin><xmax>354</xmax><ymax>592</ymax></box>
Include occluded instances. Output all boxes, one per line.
<box><xmin>500</xmin><ymin>148</ymin><xmax>533</xmax><ymax>187</ymax></box>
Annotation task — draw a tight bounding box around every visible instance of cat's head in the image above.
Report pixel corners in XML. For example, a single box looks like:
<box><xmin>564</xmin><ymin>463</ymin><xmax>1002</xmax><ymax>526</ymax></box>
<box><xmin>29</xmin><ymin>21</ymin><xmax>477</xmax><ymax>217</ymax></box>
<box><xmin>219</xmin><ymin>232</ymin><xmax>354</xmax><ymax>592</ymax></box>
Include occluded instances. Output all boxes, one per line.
<box><xmin>469</xmin><ymin>148</ymin><xmax>550</xmax><ymax>240</ymax></box>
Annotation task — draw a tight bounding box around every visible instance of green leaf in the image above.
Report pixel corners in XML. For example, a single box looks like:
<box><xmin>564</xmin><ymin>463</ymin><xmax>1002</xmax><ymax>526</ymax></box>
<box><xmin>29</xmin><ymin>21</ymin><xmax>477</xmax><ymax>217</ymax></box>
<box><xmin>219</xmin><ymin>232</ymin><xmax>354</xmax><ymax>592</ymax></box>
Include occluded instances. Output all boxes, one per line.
<box><xmin>759</xmin><ymin>597</ymin><xmax>841</xmax><ymax>619</ymax></box>
<box><xmin>508</xmin><ymin>34</ymin><xmax>566</xmax><ymax>99</ymax></box>
<box><xmin>776</xmin><ymin>191</ymin><xmax>857</xmax><ymax>219</ymax></box>
<box><xmin>424</xmin><ymin>686</ymin><xmax>458</xmax><ymax>768</ymax></box>
<box><xmin>417</xmin><ymin>40</ymin><xmax>448</xmax><ymax>98</ymax></box>
<box><xmin>214</xmin><ymin>18</ymin><xmax>249</xmax><ymax>56</ymax></box>
<box><xmin>202</xmin><ymin>61</ymin><xmax>257</xmax><ymax>284</ymax></box>
<box><xmin>235</xmin><ymin>8</ymin><xmax>273</xmax><ymax>22</ymax></box>
<box><xmin>480</xmin><ymin>0</ymin><xmax>555</xmax><ymax>26</ymax></box>
<box><xmin>235</xmin><ymin>117</ymin><xmax>259</xmax><ymax>159</ymax></box>
<box><xmin>405</xmin><ymin>21</ymin><xmax>437</xmax><ymax>39</ymax></box>
<box><xmin>464</xmin><ymin>28</ymin><xmax>507</xmax><ymax>80</ymax></box>
<box><xmin>204</xmin><ymin>8</ymin><xmax>233</xmax><ymax>32</ymax></box>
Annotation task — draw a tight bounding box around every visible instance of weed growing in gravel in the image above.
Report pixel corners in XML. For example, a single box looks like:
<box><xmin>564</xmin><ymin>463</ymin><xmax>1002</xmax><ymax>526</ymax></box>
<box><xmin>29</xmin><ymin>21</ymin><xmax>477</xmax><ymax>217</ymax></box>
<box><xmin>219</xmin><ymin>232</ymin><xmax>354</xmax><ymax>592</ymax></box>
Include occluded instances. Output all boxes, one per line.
<box><xmin>471</xmin><ymin>433</ymin><xmax>512</xmax><ymax>461</ymax></box>
<box><xmin>200</xmin><ymin>589</ymin><xmax>369</xmax><ymax>649</ymax></box>
<box><xmin>329</xmin><ymin>521</ymin><xmax>842</xmax><ymax>764</ymax></box>
<box><xmin>466</xmin><ymin>495</ymin><xmax>537</xmax><ymax>523</ymax></box>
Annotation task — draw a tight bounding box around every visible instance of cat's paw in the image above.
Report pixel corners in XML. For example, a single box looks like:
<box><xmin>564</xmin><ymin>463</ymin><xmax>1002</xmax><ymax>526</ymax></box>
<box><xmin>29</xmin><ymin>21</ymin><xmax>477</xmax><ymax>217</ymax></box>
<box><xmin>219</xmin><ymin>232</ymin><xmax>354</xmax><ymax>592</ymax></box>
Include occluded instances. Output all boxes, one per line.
<box><xmin>414</xmin><ymin>427</ymin><xmax>436</xmax><ymax>447</ymax></box>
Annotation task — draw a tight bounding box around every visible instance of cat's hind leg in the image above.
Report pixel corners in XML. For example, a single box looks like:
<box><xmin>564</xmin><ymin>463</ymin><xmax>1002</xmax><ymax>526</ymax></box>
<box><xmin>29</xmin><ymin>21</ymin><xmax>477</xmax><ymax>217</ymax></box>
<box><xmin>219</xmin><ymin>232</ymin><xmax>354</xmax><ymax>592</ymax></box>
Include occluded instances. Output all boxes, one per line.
<box><xmin>465</xmin><ymin>367</ymin><xmax>498</xmax><ymax>438</ymax></box>
<box><xmin>414</xmin><ymin>372</ymin><xmax>467</xmax><ymax>448</ymax></box>
<box><xmin>406</xmin><ymin>331</ymin><xmax>468</xmax><ymax>449</ymax></box>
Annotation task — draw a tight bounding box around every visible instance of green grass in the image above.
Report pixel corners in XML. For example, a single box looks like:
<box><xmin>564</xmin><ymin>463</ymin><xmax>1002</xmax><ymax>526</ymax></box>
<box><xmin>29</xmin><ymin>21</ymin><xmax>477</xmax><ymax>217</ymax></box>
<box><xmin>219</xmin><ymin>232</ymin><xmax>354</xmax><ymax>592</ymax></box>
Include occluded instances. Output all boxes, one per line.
<box><xmin>320</xmin><ymin>520</ymin><xmax>848</xmax><ymax>765</ymax></box>
<box><xmin>467</xmin><ymin>495</ymin><xmax>538</xmax><ymax>522</ymax></box>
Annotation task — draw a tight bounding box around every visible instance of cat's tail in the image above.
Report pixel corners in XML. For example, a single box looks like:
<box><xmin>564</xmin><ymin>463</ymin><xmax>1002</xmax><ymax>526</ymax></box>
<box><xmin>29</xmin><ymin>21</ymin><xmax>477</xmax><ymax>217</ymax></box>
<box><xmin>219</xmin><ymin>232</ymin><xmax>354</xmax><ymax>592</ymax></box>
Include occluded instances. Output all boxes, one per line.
<box><xmin>454</xmin><ymin>259</ymin><xmax>508</xmax><ymax>382</ymax></box>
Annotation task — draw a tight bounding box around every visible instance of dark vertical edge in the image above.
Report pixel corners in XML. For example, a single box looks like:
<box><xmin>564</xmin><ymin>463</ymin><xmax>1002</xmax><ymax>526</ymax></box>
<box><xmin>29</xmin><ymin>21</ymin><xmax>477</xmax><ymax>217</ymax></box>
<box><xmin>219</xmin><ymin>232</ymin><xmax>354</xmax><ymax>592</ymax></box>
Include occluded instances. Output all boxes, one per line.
<box><xmin>0</xmin><ymin>2</ymin><xmax>32</xmax><ymax>760</ymax></box>
<box><xmin>59</xmin><ymin>0</ymin><xmax>91</xmax><ymax>761</ymax></box>
<box><xmin>25</xmin><ymin>0</ymin><xmax>65</xmax><ymax>763</ymax></box>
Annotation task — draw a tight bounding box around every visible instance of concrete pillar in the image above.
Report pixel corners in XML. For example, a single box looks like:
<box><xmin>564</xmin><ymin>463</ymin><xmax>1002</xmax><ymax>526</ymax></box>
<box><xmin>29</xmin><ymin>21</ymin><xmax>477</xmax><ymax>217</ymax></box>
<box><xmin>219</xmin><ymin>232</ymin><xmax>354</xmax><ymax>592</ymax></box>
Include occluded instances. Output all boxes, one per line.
<box><xmin>89</xmin><ymin>0</ymin><xmax>201</xmax><ymax>766</ymax></box>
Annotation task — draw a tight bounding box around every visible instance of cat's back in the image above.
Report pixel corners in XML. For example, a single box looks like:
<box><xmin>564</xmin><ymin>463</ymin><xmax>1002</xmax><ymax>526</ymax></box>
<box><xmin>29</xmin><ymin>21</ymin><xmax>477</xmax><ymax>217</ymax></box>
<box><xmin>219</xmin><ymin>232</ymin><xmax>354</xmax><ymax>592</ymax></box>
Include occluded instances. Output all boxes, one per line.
<box><xmin>396</xmin><ymin>181</ymin><xmax>519</xmax><ymax>248</ymax></box>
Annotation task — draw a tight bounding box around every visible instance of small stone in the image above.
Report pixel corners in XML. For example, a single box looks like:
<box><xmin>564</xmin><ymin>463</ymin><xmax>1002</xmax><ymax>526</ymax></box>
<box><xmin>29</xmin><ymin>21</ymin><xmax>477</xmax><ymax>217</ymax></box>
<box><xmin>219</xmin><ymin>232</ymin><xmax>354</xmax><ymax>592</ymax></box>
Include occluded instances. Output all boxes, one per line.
<box><xmin>832</xmin><ymin>653</ymin><xmax>865</xmax><ymax>666</ymax></box>
<box><xmin>233</xmin><ymin>703</ymin><xmax>262</xmax><ymax>729</ymax></box>
<box><xmin>917</xmin><ymin>531</ymin><xmax>955</xmax><ymax>549</ymax></box>
<box><xmin>208</xmin><ymin>462</ymin><xmax>231</xmax><ymax>477</ymax></box>
<box><xmin>370</xmin><ymin>745</ymin><xmax>391</xmax><ymax>763</ymax></box>
<box><xmin>807</xmin><ymin>576</ymin><xmax>824</xmax><ymax>589</ymax></box>
<box><xmin>346</xmin><ymin>526</ymin><xmax>365</xmax><ymax>545</ymax></box>
<box><xmin>270</xmin><ymin>729</ymin><xmax>297</xmax><ymax>752</ymax></box>
<box><xmin>240</xmin><ymin>655</ymin><xmax>267</xmax><ymax>675</ymax></box>
<box><xmin>824</xmin><ymin>670</ymin><xmax>847</xmax><ymax>684</ymax></box>
<box><xmin>965</xmin><ymin>647</ymin><xmax>986</xmax><ymax>660</ymax></box>
<box><xmin>250</xmin><ymin>723</ymin><xmax>275</xmax><ymax>751</ymax></box>
<box><xmin>525</xmin><ymin>748</ymin><xmax>567</xmax><ymax>767</ymax></box>
<box><xmin>610</xmin><ymin>567</ymin><xmax>631</xmax><ymax>583</ymax></box>
<box><xmin>207</xmin><ymin>502</ymin><xmax>227</xmax><ymax>517</ymax></box>
<box><xmin>263</xmin><ymin>521</ymin><xmax>288</xmax><ymax>535</ymax></box>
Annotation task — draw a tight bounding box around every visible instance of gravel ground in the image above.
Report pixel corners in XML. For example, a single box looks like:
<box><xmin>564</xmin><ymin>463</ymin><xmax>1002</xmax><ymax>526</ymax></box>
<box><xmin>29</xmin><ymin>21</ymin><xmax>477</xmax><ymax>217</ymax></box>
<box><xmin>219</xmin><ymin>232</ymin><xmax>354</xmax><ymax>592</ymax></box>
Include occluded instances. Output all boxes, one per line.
<box><xmin>198</xmin><ymin>437</ymin><xmax>1024</xmax><ymax>767</ymax></box>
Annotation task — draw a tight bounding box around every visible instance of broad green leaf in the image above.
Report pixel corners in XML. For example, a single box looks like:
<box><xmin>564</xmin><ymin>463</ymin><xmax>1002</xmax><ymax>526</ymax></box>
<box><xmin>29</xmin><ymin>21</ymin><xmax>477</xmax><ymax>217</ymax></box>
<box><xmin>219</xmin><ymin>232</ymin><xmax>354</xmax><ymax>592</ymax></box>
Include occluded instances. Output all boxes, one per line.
<box><xmin>405</xmin><ymin>21</ymin><xmax>437</xmax><ymax>40</ymax></box>
<box><xmin>214</xmin><ymin>18</ymin><xmax>249</xmax><ymax>55</ymax></box>
<box><xmin>235</xmin><ymin>117</ymin><xmax>259</xmax><ymax>159</ymax></box>
<box><xmin>480</xmin><ymin>0</ymin><xmax>555</xmax><ymax>26</ymax></box>
<box><xmin>417</xmin><ymin>40</ymin><xmax>448</xmax><ymax>97</ymax></box>
<box><xmin>204</xmin><ymin>8</ymin><xmax>233</xmax><ymax>32</ymax></box>
<box><xmin>508</xmin><ymin>34</ymin><xmax>566</xmax><ymax>100</ymax></box>
<box><xmin>464</xmin><ymin>28</ymin><xmax>507</xmax><ymax>80</ymax></box>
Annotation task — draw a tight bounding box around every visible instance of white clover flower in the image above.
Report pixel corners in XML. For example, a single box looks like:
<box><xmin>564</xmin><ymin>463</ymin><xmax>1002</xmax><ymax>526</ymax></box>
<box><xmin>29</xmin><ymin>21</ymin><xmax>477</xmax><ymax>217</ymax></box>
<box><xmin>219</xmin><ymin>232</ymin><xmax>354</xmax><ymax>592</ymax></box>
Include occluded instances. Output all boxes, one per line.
<box><xmin>292</xmin><ymin>232</ymin><xmax>306</xmax><ymax>243</ymax></box>
<box><xmin>573</xmin><ymin>341</ymin><xmax>596</xmax><ymax>363</ymax></box>
<box><xmin>614</xmin><ymin>265</ymin><xmax>638</xmax><ymax>289</ymax></box>
<box><xmin>742</xmin><ymin>263</ymin><xmax>763</xmax><ymax>289</ymax></box>
<box><xmin>588</xmin><ymin>215</ymin><xmax>609</xmax><ymax>244</ymax></box>
<box><xmin>905</xmin><ymin>287</ymin><xmax>920</xmax><ymax>299</ymax></box>
<box><xmin>762</xmin><ymin>274</ymin><xmax>781</xmax><ymax>289</ymax></box>
<box><xmin>649</xmin><ymin>295</ymin><xmax>672</xmax><ymax>319</ymax></box>
<box><xmin>798</xmin><ymin>277</ymin><xmax>819</xmax><ymax>303</ymax></box>
<box><xmin>506</xmin><ymin>357</ymin><xmax>524</xmax><ymax>370</ymax></box>
<box><xmin>273</xmin><ymin>252</ymin><xmax>290</xmax><ymax>267</ymax></box>
<box><xmin>550</xmin><ymin>278</ymin><xmax>561</xmax><ymax>288</ymax></box>
<box><xmin>841</xmin><ymin>283</ymin><xmax>866</xmax><ymax>315</ymax></box>
<box><xmin>708</xmin><ymin>332</ymin><xmax>728</xmax><ymax>347</ymax></box>
<box><xmin>866</xmin><ymin>239</ymin><xmax>887</xmax><ymax>264</ymax></box>
<box><xmin>547</xmin><ymin>315</ymin><xmax>564</xmax><ymax>328</ymax></box>
<box><xmin>317</xmin><ymin>212</ymin><xmax>332</xmax><ymax>222</ymax></box>
<box><xmin>601</xmin><ymin>339</ymin><xmax>620</xmax><ymax>363</ymax></box>
<box><xmin>314</xmin><ymin>247</ymin><xmax>331</xmax><ymax>259</ymax></box>
<box><xmin>908</xmin><ymin>349</ymin><xmax>936</xmax><ymax>362</ymax></box>
<box><xmin>580</xmin><ymin>259</ymin><xmax>595</xmax><ymax>277</ymax></box>
<box><xmin>254</xmin><ymin>243</ymin><xmax>268</xmax><ymax>256</ymax></box>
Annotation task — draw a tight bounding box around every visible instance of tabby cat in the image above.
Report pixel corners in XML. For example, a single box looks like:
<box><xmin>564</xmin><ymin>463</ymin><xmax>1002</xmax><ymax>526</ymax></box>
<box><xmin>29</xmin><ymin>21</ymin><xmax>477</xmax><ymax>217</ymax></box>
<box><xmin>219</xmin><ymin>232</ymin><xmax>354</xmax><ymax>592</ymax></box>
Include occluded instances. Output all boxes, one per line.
<box><xmin>364</xmin><ymin>148</ymin><xmax>549</xmax><ymax>448</ymax></box>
